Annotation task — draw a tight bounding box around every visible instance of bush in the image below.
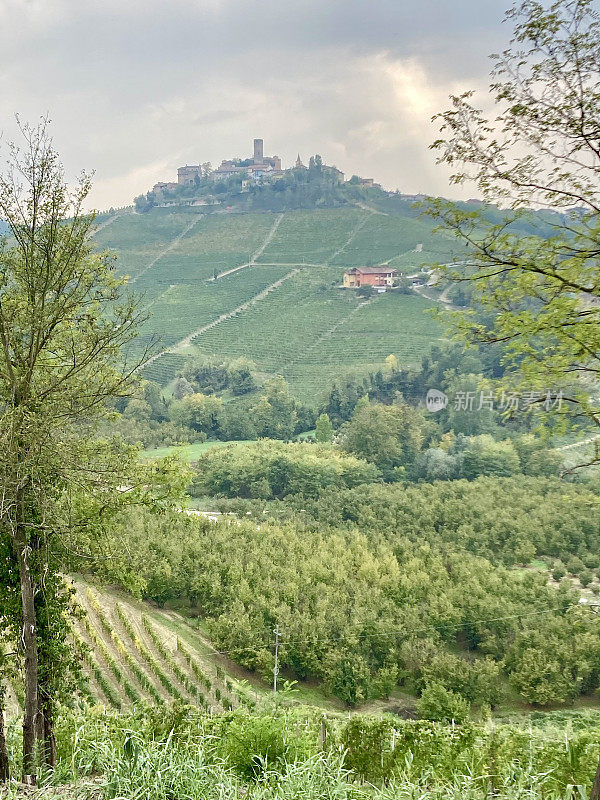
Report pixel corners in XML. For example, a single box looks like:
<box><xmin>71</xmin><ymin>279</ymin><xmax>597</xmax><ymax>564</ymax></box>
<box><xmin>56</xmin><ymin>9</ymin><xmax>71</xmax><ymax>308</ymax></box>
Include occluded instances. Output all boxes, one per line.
<box><xmin>218</xmin><ymin>711</ymin><xmax>313</xmax><ymax>779</ymax></box>
<box><xmin>417</xmin><ymin>682</ymin><xmax>470</xmax><ymax>723</ymax></box>
<box><xmin>580</xmin><ymin>569</ymin><xmax>593</xmax><ymax>587</ymax></box>
<box><xmin>567</xmin><ymin>556</ymin><xmax>585</xmax><ymax>575</ymax></box>
<box><xmin>552</xmin><ymin>564</ymin><xmax>566</xmax><ymax>581</ymax></box>
<box><xmin>461</xmin><ymin>435</ymin><xmax>521</xmax><ymax>480</ymax></box>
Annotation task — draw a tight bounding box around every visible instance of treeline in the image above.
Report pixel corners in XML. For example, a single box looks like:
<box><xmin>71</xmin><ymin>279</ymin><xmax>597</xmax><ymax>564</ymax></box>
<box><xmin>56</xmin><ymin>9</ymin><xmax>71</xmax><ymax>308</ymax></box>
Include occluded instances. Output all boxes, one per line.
<box><xmin>97</xmin><ymin>474</ymin><xmax>600</xmax><ymax>708</ymax></box>
<box><xmin>190</xmin><ymin>440</ymin><xmax>379</xmax><ymax>499</ymax></box>
<box><xmin>110</xmin><ymin>363</ymin><xmax>315</xmax><ymax>449</ymax></box>
<box><xmin>188</xmin><ymin>403</ymin><xmax>566</xmax><ymax>505</ymax></box>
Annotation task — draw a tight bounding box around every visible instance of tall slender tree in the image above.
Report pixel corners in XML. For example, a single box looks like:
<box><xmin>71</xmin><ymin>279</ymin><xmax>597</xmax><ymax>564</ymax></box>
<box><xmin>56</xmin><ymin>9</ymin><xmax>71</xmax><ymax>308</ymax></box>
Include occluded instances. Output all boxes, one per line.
<box><xmin>0</xmin><ymin>118</ymin><xmax>148</xmax><ymax>782</ymax></box>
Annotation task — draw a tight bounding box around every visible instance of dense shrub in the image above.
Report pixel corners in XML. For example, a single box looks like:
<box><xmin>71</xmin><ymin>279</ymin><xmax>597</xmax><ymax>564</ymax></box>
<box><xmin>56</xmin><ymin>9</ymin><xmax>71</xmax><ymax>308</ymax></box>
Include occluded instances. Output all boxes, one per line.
<box><xmin>417</xmin><ymin>683</ymin><xmax>470</xmax><ymax>723</ymax></box>
<box><xmin>190</xmin><ymin>439</ymin><xmax>379</xmax><ymax>499</ymax></box>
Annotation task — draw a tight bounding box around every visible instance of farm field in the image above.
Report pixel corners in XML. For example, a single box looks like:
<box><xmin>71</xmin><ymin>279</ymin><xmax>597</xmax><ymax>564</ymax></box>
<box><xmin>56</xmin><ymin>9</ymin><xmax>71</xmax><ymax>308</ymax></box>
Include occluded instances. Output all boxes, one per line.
<box><xmin>130</xmin><ymin>264</ymin><xmax>292</xmax><ymax>358</ymax></box>
<box><xmin>96</xmin><ymin>206</ymin><xmax>453</xmax><ymax>401</ymax></box>
<box><xmin>141</xmin><ymin>440</ymin><xmax>250</xmax><ymax>462</ymax></box>
<box><xmin>255</xmin><ymin>207</ymin><xmax>365</xmax><ymax>264</ymax></box>
<box><xmin>280</xmin><ymin>292</ymin><xmax>442</xmax><ymax>403</ymax></box>
<box><xmin>330</xmin><ymin>213</ymin><xmax>463</xmax><ymax>268</ymax></box>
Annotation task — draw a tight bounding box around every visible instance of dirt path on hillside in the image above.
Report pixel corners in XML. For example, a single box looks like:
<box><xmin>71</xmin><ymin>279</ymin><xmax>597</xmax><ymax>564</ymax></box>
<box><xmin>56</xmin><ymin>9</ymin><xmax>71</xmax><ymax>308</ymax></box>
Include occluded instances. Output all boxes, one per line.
<box><xmin>131</xmin><ymin>215</ymin><xmax>203</xmax><ymax>283</ymax></box>
<box><xmin>556</xmin><ymin>434</ymin><xmax>600</xmax><ymax>451</ymax></box>
<box><xmin>171</xmin><ymin>268</ymin><xmax>299</xmax><ymax>351</ymax></box>
<box><xmin>326</xmin><ymin>211</ymin><xmax>373</xmax><ymax>265</ymax></box>
<box><xmin>354</xmin><ymin>201</ymin><xmax>388</xmax><ymax>216</ymax></box>
<box><xmin>412</xmin><ymin>282</ymin><xmax>456</xmax><ymax>310</ymax></box>
<box><xmin>212</xmin><ymin>212</ymin><xmax>286</xmax><ymax>279</ymax></box>
<box><xmin>249</xmin><ymin>212</ymin><xmax>286</xmax><ymax>262</ymax></box>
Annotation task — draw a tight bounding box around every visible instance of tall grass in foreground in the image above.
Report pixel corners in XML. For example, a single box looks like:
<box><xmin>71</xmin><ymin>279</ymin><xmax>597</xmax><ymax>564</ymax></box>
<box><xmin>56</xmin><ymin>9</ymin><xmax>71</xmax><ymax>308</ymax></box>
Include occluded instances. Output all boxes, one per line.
<box><xmin>62</xmin><ymin>734</ymin><xmax>584</xmax><ymax>800</ymax></box>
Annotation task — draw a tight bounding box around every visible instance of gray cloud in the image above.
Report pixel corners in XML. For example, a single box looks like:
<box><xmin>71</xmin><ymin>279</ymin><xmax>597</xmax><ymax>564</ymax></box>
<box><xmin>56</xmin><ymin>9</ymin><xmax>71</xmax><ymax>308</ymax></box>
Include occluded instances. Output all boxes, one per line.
<box><xmin>0</xmin><ymin>0</ymin><xmax>510</xmax><ymax>208</ymax></box>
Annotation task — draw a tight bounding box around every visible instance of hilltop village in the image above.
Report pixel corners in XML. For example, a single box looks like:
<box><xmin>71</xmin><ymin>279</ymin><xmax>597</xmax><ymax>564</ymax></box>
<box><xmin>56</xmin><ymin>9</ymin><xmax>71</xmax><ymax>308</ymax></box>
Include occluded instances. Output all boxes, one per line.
<box><xmin>151</xmin><ymin>137</ymin><xmax>377</xmax><ymax>196</ymax></box>
<box><xmin>134</xmin><ymin>137</ymin><xmax>396</xmax><ymax>213</ymax></box>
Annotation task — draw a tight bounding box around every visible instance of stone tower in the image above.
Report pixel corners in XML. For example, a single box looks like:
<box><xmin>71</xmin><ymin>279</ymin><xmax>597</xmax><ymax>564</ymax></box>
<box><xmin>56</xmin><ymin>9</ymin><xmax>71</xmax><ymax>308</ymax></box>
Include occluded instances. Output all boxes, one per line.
<box><xmin>253</xmin><ymin>138</ymin><xmax>264</xmax><ymax>164</ymax></box>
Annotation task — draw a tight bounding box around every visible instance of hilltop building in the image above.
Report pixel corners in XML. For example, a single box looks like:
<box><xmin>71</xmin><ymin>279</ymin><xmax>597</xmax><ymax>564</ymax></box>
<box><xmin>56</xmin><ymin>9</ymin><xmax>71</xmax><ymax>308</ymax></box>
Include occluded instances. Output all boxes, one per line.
<box><xmin>153</xmin><ymin>180</ymin><xmax>178</xmax><ymax>192</ymax></box>
<box><xmin>177</xmin><ymin>165</ymin><xmax>203</xmax><ymax>186</ymax></box>
<box><xmin>356</xmin><ymin>177</ymin><xmax>382</xmax><ymax>189</ymax></box>
<box><xmin>343</xmin><ymin>266</ymin><xmax>398</xmax><ymax>290</ymax></box>
<box><xmin>150</xmin><ymin>138</ymin><xmax>354</xmax><ymax>199</ymax></box>
<box><xmin>212</xmin><ymin>138</ymin><xmax>283</xmax><ymax>181</ymax></box>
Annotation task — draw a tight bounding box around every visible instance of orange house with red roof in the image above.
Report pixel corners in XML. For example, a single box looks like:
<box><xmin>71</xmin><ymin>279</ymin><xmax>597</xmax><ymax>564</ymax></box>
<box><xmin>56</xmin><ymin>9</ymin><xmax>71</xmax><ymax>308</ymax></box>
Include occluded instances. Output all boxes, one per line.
<box><xmin>343</xmin><ymin>266</ymin><xmax>398</xmax><ymax>289</ymax></box>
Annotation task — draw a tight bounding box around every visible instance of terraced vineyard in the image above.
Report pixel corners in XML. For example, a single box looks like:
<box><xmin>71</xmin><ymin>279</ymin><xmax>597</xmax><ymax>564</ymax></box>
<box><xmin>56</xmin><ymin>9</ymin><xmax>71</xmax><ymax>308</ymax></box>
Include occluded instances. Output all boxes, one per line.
<box><xmin>5</xmin><ymin>582</ymin><xmax>260</xmax><ymax>716</ymax></box>
<box><xmin>255</xmin><ymin>208</ymin><xmax>365</xmax><ymax>264</ymax></box>
<box><xmin>280</xmin><ymin>292</ymin><xmax>440</xmax><ymax>404</ymax></box>
<box><xmin>95</xmin><ymin>205</ymin><xmax>452</xmax><ymax>400</ymax></box>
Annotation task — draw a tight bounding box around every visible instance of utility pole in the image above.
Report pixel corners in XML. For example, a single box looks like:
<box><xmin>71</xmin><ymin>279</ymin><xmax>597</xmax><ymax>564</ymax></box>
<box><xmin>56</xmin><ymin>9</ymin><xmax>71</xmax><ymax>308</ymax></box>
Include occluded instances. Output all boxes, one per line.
<box><xmin>273</xmin><ymin>624</ymin><xmax>281</xmax><ymax>695</ymax></box>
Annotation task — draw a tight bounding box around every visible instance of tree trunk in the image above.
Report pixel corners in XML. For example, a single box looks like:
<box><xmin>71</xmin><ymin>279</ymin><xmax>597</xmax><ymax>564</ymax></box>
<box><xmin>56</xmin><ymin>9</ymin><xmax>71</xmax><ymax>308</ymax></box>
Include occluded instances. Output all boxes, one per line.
<box><xmin>591</xmin><ymin>756</ymin><xmax>600</xmax><ymax>800</ymax></box>
<box><xmin>39</xmin><ymin>688</ymin><xmax>56</xmax><ymax>769</ymax></box>
<box><xmin>12</xmin><ymin>526</ymin><xmax>40</xmax><ymax>784</ymax></box>
<box><xmin>0</xmin><ymin>705</ymin><xmax>9</xmax><ymax>782</ymax></box>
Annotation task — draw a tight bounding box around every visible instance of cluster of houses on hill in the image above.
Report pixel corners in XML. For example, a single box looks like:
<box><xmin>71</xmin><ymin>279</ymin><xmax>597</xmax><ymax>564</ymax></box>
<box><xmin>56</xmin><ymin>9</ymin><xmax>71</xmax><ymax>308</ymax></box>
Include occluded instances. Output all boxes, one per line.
<box><xmin>150</xmin><ymin>137</ymin><xmax>387</xmax><ymax>199</ymax></box>
<box><xmin>152</xmin><ymin>138</ymin><xmax>348</xmax><ymax>196</ymax></box>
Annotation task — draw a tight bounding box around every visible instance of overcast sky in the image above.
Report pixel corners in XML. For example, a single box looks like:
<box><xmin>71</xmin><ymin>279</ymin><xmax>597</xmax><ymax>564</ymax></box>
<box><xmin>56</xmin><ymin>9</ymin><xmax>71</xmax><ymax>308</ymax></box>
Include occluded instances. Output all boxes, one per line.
<box><xmin>0</xmin><ymin>0</ymin><xmax>510</xmax><ymax>210</ymax></box>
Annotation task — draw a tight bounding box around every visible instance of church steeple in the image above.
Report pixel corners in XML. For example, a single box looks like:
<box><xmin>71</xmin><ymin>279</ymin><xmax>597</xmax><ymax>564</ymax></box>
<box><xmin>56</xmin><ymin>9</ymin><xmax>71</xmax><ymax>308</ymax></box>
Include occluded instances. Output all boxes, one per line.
<box><xmin>295</xmin><ymin>153</ymin><xmax>305</xmax><ymax>168</ymax></box>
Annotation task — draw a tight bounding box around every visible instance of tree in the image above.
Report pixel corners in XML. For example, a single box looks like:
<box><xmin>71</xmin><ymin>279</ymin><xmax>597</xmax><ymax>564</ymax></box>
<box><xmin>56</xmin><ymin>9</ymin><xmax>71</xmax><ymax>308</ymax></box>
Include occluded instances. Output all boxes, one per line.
<box><xmin>417</xmin><ymin>682</ymin><xmax>470</xmax><ymax>723</ymax></box>
<box><xmin>428</xmin><ymin>0</ymin><xmax>600</xmax><ymax>462</ymax></box>
<box><xmin>173</xmin><ymin>376</ymin><xmax>194</xmax><ymax>400</ymax></box>
<box><xmin>251</xmin><ymin>377</ymin><xmax>298</xmax><ymax>440</ymax></box>
<box><xmin>385</xmin><ymin>354</ymin><xmax>399</xmax><ymax>373</ymax></box>
<box><xmin>315</xmin><ymin>413</ymin><xmax>334</xmax><ymax>444</ymax></box>
<box><xmin>461</xmin><ymin>435</ymin><xmax>521</xmax><ymax>479</ymax></box>
<box><xmin>228</xmin><ymin>358</ymin><xmax>256</xmax><ymax>395</ymax></box>
<box><xmin>308</xmin><ymin>154</ymin><xmax>323</xmax><ymax>173</ymax></box>
<box><xmin>339</xmin><ymin>400</ymin><xmax>423</xmax><ymax>479</ymax></box>
<box><xmin>412</xmin><ymin>447</ymin><xmax>461</xmax><ymax>481</ymax></box>
<box><xmin>190</xmin><ymin>440</ymin><xmax>379</xmax><ymax>500</ymax></box>
<box><xmin>170</xmin><ymin>393</ymin><xmax>223</xmax><ymax>436</ymax></box>
<box><xmin>0</xmin><ymin>120</ymin><xmax>151</xmax><ymax>781</ymax></box>
<box><xmin>445</xmin><ymin>373</ymin><xmax>498</xmax><ymax>437</ymax></box>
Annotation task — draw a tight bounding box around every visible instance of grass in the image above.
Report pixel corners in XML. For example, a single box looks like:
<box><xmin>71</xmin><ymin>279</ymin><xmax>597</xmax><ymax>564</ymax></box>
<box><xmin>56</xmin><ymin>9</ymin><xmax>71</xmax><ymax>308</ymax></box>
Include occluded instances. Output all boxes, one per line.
<box><xmin>11</xmin><ymin>709</ymin><xmax>600</xmax><ymax>800</ymax></box>
<box><xmin>140</xmin><ymin>439</ymin><xmax>250</xmax><ymax>462</ymax></box>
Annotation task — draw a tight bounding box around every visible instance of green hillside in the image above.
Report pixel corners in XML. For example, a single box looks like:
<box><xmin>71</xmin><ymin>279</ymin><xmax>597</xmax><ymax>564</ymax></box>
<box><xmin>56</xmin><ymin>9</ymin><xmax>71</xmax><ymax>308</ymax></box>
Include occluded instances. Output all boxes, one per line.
<box><xmin>95</xmin><ymin>205</ymin><xmax>455</xmax><ymax>403</ymax></box>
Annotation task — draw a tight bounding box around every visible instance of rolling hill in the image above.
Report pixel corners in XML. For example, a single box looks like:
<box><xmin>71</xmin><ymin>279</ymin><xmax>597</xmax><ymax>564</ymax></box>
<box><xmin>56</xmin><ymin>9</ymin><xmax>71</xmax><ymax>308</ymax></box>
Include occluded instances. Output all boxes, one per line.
<box><xmin>94</xmin><ymin>203</ymin><xmax>457</xmax><ymax>404</ymax></box>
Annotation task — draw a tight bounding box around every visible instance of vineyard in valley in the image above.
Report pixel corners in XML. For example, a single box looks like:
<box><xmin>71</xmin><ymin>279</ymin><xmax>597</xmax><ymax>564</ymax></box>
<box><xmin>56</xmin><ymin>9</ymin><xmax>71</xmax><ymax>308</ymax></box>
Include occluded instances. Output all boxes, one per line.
<box><xmin>94</xmin><ymin>205</ymin><xmax>454</xmax><ymax>402</ymax></box>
